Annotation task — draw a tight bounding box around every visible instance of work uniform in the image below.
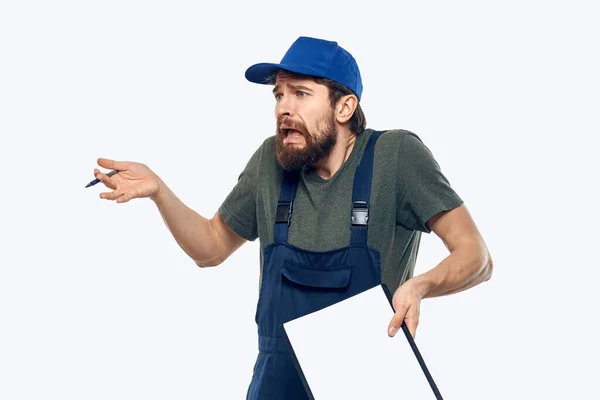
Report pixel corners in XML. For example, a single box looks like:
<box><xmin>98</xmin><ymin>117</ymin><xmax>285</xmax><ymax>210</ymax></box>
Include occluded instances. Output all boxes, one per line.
<box><xmin>218</xmin><ymin>129</ymin><xmax>464</xmax><ymax>398</ymax></box>
<box><xmin>245</xmin><ymin>130</ymin><xmax>384</xmax><ymax>399</ymax></box>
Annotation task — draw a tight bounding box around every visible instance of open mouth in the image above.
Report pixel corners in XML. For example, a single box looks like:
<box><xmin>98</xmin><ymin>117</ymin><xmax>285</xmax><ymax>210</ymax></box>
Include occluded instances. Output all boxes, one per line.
<box><xmin>283</xmin><ymin>128</ymin><xmax>302</xmax><ymax>137</ymax></box>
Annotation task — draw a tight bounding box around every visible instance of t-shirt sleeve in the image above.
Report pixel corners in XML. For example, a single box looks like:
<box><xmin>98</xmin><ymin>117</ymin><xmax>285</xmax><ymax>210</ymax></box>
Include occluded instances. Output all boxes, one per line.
<box><xmin>217</xmin><ymin>144</ymin><xmax>261</xmax><ymax>242</ymax></box>
<box><xmin>396</xmin><ymin>133</ymin><xmax>464</xmax><ymax>233</ymax></box>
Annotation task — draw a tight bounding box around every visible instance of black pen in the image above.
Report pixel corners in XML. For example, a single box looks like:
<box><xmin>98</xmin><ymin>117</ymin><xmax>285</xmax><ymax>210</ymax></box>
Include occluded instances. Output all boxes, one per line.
<box><xmin>85</xmin><ymin>169</ymin><xmax>119</xmax><ymax>188</ymax></box>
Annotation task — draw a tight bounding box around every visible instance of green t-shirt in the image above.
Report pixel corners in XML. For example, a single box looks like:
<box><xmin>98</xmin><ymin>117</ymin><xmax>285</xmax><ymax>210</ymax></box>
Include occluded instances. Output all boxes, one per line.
<box><xmin>218</xmin><ymin>128</ymin><xmax>464</xmax><ymax>295</ymax></box>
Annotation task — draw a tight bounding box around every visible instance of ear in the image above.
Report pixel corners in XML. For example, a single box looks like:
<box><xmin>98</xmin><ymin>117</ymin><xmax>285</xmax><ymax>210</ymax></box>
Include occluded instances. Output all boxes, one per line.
<box><xmin>335</xmin><ymin>94</ymin><xmax>358</xmax><ymax>124</ymax></box>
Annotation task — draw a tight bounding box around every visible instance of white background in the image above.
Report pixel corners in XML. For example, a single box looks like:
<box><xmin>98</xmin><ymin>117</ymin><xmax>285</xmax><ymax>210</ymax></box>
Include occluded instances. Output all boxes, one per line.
<box><xmin>1</xmin><ymin>0</ymin><xmax>598</xmax><ymax>398</ymax></box>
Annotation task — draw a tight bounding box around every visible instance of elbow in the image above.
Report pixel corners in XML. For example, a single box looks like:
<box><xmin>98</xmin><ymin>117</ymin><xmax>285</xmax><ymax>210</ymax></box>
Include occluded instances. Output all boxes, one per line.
<box><xmin>194</xmin><ymin>254</ymin><xmax>226</xmax><ymax>268</ymax></box>
<box><xmin>482</xmin><ymin>251</ymin><xmax>493</xmax><ymax>282</ymax></box>
<box><xmin>195</xmin><ymin>261</ymin><xmax>218</xmax><ymax>268</ymax></box>
<box><xmin>193</xmin><ymin>237</ymin><xmax>228</xmax><ymax>268</ymax></box>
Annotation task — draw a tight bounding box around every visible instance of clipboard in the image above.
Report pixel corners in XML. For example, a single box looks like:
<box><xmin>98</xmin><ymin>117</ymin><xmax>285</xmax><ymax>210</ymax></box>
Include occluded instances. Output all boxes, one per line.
<box><xmin>280</xmin><ymin>284</ymin><xmax>444</xmax><ymax>399</ymax></box>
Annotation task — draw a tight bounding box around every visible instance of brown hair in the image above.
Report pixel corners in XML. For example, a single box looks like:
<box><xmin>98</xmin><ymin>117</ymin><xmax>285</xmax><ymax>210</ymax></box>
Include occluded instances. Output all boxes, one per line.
<box><xmin>266</xmin><ymin>70</ymin><xmax>367</xmax><ymax>134</ymax></box>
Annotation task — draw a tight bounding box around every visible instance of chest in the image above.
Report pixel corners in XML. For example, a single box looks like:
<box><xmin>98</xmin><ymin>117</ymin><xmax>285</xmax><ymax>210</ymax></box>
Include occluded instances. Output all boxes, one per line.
<box><xmin>257</xmin><ymin>163</ymin><xmax>398</xmax><ymax>252</ymax></box>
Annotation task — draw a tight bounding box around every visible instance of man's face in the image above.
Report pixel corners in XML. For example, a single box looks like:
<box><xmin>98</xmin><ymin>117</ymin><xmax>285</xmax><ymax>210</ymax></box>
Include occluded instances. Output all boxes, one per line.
<box><xmin>273</xmin><ymin>73</ymin><xmax>337</xmax><ymax>171</ymax></box>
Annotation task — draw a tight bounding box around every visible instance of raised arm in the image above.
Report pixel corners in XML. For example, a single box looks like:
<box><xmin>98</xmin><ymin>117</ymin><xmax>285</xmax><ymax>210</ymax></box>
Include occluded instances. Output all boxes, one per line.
<box><xmin>93</xmin><ymin>158</ymin><xmax>247</xmax><ymax>268</ymax></box>
<box><xmin>151</xmin><ymin>182</ymin><xmax>247</xmax><ymax>267</ymax></box>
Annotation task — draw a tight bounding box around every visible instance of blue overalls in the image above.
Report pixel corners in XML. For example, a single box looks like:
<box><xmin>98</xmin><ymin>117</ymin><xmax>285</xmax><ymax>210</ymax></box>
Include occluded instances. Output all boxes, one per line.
<box><xmin>246</xmin><ymin>131</ymin><xmax>385</xmax><ymax>399</ymax></box>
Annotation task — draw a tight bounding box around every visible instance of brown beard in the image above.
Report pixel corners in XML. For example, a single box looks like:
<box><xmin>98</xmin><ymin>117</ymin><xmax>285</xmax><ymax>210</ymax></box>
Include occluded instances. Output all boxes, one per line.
<box><xmin>275</xmin><ymin>111</ymin><xmax>337</xmax><ymax>171</ymax></box>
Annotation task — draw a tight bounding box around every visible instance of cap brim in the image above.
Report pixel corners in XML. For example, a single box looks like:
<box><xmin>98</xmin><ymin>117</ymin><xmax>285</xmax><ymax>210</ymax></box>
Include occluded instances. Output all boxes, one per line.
<box><xmin>245</xmin><ymin>63</ymin><xmax>281</xmax><ymax>84</ymax></box>
<box><xmin>245</xmin><ymin>62</ymin><xmax>326</xmax><ymax>85</ymax></box>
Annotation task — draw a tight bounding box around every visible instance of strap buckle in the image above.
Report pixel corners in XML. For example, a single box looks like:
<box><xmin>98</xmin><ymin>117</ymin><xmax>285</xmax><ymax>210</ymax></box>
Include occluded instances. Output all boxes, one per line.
<box><xmin>275</xmin><ymin>201</ymin><xmax>293</xmax><ymax>225</ymax></box>
<box><xmin>351</xmin><ymin>201</ymin><xmax>369</xmax><ymax>226</ymax></box>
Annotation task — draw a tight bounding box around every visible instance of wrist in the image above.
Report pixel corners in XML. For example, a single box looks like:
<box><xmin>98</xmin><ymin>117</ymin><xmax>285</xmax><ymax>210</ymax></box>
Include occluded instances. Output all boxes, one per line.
<box><xmin>410</xmin><ymin>274</ymin><xmax>435</xmax><ymax>299</ymax></box>
<box><xmin>150</xmin><ymin>179</ymin><xmax>168</xmax><ymax>204</ymax></box>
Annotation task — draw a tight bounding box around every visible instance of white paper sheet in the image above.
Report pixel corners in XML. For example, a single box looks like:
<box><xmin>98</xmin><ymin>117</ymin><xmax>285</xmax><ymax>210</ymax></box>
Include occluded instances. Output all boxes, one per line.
<box><xmin>282</xmin><ymin>285</ymin><xmax>439</xmax><ymax>399</ymax></box>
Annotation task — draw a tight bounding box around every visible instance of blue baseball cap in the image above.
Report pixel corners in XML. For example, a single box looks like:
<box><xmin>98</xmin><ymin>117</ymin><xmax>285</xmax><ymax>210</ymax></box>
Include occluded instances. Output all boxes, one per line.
<box><xmin>245</xmin><ymin>36</ymin><xmax>363</xmax><ymax>101</ymax></box>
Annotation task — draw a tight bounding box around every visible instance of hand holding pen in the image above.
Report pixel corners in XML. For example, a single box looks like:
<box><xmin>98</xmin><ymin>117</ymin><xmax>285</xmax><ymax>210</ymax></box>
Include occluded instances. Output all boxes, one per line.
<box><xmin>85</xmin><ymin>169</ymin><xmax>119</xmax><ymax>188</ymax></box>
<box><xmin>86</xmin><ymin>158</ymin><xmax>164</xmax><ymax>203</ymax></box>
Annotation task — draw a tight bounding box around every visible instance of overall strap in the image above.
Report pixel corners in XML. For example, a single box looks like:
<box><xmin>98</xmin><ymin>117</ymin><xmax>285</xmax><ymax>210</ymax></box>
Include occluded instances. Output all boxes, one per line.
<box><xmin>350</xmin><ymin>130</ymin><xmax>385</xmax><ymax>246</ymax></box>
<box><xmin>273</xmin><ymin>169</ymin><xmax>300</xmax><ymax>243</ymax></box>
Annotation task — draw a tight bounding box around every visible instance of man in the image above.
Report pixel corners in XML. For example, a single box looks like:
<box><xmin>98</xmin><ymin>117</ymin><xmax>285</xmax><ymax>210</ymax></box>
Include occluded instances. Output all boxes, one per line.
<box><xmin>92</xmin><ymin>36</ymin><xmax>493</xmax><ymax>399</ymax></box>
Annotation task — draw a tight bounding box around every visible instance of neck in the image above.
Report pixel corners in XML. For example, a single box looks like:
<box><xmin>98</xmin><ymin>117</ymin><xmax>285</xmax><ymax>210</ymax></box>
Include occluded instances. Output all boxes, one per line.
<box><xmin>311</xmin><ymin>127</ymin><xmax>356</xmax><ymax>180</ymax></box>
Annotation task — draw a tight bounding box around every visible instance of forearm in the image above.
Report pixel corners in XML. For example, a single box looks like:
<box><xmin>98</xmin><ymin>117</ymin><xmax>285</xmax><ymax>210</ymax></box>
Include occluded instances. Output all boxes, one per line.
<box><xmin>151</xmin><ymin>180</ymin><xmax>223</xmax><ymax>267</ymax></box>
<box><xmin>412</xmin><ymin>242</ymin><xmax>493</xmax><ymax>299</ymax></box>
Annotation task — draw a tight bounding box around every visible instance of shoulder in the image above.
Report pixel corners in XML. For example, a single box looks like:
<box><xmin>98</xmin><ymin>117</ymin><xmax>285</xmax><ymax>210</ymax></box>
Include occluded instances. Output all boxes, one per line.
<box><xmin>244</xmin><ymin>135</ymin><xmax>276</xmax><ymax>167</ymax></box>
<box><xmin>377</xmin><ymin>129</ymin><xmax>423</xmax><ymax>144</ymax></box>
<box><xmin>257</xmin><ymin>135</ymin><xmax>278</xmax><ymax>167</ymax></box>
<box><xmin>247</xmin><ymin>135</ymin><xmax>283</xmax><ymax>182</ymax></box>
<box><xmin>370</xmin><ymin>129</ymin><xmax>426</xmax><ymax>151</ymax></box>
<box><xmin>372</xmin><ymin>129</ymin><xmax>428</xmax><ymax>157</ymax></box>
<box><xmin>371</xmin><ymin>129</ymin><xmax>442</xmax><ymax>173</ymax></box>
<box><xmin>262</xmin><ymin>135</ymin><xmax>276</xmax><ymax>148</ymax></box>
<box><xmin>258</xmin><ymin>135</ymin><xmax>277</xmax><ymax>159</ymax></box>
<box><xmin>254</xmin><ymin>135</ymin><xmax>276</xmax><ymax>156</ymax></box>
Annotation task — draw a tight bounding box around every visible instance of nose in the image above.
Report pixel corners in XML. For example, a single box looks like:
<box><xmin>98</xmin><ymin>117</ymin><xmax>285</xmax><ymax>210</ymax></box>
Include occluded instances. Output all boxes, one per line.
<box><xmin>275</xmin><ymin>94</ymin><xmax>294</xmax><ymax>119</ymax></box>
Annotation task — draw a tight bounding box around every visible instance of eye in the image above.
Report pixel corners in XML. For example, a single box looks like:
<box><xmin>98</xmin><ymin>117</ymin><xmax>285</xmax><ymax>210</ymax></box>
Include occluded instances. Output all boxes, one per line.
<box><xmin>297</xmin><ymin>91</ymin><xmax>308</xmax><ymax>97</ymax></box>
<box><xmin>274</xmin><ymin>93</ymin><xmax>282</xmax><ymax>101</ymax></box>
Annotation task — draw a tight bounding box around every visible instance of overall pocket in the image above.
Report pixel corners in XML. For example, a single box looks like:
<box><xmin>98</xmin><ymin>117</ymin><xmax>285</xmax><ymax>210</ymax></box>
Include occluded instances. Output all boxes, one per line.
<box><xmin>279</xmin><ymin>259</ymin><xmax>352</xmax><ymax>324</ymax></box>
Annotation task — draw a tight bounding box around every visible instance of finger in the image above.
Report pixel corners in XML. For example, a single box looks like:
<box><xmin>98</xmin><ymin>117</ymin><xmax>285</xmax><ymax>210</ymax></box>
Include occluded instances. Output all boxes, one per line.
<box><xmin>388</xmin><ymin>303</ymin><xmax>408</xmax><ymax>337</ymax></box>
<box><xmin>97</xmin><ymin>158</ymin><xmax>130</xmax><ymax>171</ymax></box>
<box><xmin>99</xmin><ymin>190</ymin><xmax>123</xmax><ymax>201</ymax></box>
<box><xmin>405</xmin><ymin>316</ymin><xmax>419</xmax><ymax>339</ymax></box>
<box><xmin>116</xmin><ymin>192</ymin><xmax>133</xmax><ymax>203</ymax></box>
<box><xmin>94</xmin><ymin>169</ymin><xmax>117</xmax><ymax>190</ymax></box>
<box><xmin>404</xmin><ymin>303</ymin><xmax>421</xmax><ymax>339</ymax></box>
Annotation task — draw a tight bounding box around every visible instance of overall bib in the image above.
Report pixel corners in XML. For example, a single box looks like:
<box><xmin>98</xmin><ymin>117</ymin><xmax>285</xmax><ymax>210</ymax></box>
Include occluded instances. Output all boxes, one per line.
<box><xmin>246</xmin><ymin>131</ymin><xmax>385</xmax><ymax>399</ymax></box>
